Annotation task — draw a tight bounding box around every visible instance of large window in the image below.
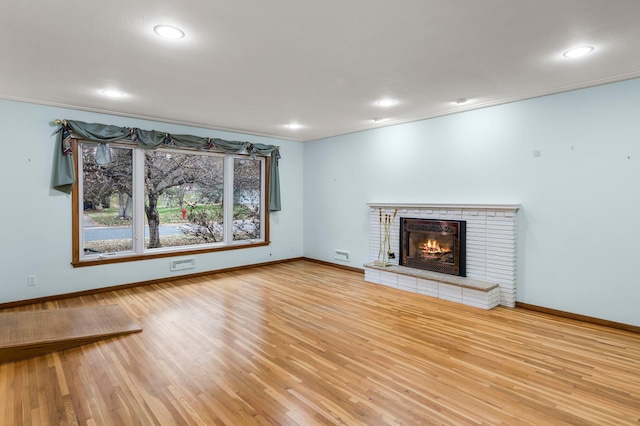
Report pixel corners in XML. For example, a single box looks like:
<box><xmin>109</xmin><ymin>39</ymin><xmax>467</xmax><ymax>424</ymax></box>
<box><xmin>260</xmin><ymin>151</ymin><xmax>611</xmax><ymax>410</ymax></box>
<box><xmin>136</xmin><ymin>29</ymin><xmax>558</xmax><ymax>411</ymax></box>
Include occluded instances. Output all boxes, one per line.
<box><xmin>74</xmin><ymin>140</ymin><xmax>267</xmax><ymax>266</ymax></box>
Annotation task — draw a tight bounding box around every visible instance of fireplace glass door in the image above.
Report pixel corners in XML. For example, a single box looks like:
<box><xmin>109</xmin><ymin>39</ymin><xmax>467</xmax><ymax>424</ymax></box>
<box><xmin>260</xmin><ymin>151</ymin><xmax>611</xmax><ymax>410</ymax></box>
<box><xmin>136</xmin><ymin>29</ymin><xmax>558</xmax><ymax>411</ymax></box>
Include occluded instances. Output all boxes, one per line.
<box><xmin>400</xmin><ymin>218</ymin><xmax>466</xmax><ymax>276</ymax></box>
<box><xmin>409</xmin><ymin>232</ymin><xmax>455</xmax><ymax>265</ymax></box>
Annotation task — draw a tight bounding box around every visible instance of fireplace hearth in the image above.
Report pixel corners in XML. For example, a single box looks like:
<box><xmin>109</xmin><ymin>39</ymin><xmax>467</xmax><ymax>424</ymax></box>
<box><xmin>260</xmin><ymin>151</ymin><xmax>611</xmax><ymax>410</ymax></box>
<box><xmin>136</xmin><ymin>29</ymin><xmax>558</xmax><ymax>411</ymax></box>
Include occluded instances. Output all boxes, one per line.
<box><xmin>400</xmin><ymin>218</ymin><xmax>466</xmax><ymax>276</ymax></box>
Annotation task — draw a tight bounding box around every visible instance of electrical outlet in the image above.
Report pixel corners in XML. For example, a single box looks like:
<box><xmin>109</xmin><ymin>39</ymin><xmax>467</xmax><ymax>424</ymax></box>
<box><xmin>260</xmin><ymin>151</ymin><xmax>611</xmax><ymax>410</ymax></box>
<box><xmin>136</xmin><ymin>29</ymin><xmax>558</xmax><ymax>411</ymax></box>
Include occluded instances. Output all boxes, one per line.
<box><xmin>27</xmin><ymin>275</ymin><xmax>37</xmax><ymax>286</ymax></box>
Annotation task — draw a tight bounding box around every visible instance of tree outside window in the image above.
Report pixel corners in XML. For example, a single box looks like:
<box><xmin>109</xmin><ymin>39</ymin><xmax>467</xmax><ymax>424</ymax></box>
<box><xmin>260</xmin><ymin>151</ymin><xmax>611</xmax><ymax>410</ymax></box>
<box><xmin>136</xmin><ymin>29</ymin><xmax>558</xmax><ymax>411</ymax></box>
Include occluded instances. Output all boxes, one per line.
<box><xmin>77</xmin><ymin>141</ymin><xmax>266</xmax><ymax>264</ymax></box>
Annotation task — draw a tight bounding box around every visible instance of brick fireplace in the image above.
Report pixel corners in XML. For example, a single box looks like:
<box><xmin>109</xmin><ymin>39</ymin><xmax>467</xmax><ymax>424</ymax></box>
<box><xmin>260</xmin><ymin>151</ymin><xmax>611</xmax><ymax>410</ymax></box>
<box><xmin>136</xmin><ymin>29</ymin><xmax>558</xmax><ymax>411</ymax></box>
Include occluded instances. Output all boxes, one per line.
<box><xmin>365</xmin><ymin>203</ymin><xmax>519</xmax><ymax>309</ymax></box>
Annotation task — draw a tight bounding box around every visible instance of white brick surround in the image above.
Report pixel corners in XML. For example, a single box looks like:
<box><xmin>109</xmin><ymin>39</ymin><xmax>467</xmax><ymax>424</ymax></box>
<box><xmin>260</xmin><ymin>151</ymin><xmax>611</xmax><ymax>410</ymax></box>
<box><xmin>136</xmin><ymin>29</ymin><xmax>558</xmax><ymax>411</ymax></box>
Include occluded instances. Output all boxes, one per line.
<box><xmin>366</xmin><ymin>203</ymin><xmax>520</xmax><ymax>308</ymax></box>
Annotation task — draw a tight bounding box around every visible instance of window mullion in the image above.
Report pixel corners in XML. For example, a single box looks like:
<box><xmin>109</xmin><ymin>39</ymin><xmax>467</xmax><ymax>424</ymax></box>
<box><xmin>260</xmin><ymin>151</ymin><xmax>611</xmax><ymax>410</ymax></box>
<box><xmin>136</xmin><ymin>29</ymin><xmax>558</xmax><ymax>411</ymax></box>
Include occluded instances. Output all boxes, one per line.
<box><xmin>77</xmin><ymin>146</ymin><xmax>87</xmax><ymax>259</ymax></box>
<box><xmin>223</xmin><ymin>156</ymin><xmax>235</xmax><ymax>243</ymax></box>
<box><xmin>133</xmin><ymin>149</ymin><xmax>146</xmax><ymax>254</ymax></box>
<box><xmin>260</xmin><ymin>158</ymin><xmax>266</xmax><ymax>240</ymax></box>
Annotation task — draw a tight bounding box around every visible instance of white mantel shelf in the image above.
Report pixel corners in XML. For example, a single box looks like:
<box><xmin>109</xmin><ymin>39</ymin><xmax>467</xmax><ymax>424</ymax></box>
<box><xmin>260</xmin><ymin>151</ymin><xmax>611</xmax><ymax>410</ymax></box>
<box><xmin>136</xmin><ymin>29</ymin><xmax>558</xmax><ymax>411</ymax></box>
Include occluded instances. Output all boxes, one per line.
<box><xmin>367</xmin><ymin>203</ymin><xmax>520</xmax><ymax>211</ymax></box>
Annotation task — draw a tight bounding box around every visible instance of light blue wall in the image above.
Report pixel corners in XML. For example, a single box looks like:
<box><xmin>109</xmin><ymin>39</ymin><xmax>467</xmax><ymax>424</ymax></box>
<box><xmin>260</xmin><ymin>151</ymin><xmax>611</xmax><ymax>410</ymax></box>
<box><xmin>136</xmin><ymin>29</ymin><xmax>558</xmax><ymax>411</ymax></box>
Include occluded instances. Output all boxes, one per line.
<box><xmin>303</xmin><ymin>78</ymin><xmax>640</xmax><ymax>326</ymax></box>
<box><xmin>0</xmin><ymin>99</ymin><xmax>304</xmax><ymax>304</ymax></box>
<box><xmin>3</xmin><ymin>79</ymin><xmax>640</xmax><ymax>327</ymax></box>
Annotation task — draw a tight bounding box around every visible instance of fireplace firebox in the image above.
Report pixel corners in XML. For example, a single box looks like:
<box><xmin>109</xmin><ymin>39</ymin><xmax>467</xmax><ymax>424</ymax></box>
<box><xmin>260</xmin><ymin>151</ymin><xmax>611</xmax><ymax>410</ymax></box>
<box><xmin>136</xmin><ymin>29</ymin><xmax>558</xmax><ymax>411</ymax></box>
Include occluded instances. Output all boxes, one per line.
<box><xmin>399</xmin><ymin>218</ymin><xmax>466</xmax><ymax>276</ymax></box>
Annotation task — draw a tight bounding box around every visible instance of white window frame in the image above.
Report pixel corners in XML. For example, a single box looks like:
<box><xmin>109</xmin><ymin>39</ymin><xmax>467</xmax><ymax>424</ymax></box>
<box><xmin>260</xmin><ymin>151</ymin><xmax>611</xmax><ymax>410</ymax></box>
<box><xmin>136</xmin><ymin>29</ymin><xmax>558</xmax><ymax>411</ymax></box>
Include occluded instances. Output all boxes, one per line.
<box><xmin>73</xmin><ymin>140</ymin><xmax>268</xmax><ymax>266</ymax></box>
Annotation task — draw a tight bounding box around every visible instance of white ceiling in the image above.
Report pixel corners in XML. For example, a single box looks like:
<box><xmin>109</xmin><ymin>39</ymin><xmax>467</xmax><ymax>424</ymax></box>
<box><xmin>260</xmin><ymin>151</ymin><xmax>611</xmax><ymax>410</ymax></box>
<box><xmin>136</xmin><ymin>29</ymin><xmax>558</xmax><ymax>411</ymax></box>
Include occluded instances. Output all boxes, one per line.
<box><xmin>2</xmin><ymin>1</ymin><xmax>640</xmax><ymax>142</ymax></box>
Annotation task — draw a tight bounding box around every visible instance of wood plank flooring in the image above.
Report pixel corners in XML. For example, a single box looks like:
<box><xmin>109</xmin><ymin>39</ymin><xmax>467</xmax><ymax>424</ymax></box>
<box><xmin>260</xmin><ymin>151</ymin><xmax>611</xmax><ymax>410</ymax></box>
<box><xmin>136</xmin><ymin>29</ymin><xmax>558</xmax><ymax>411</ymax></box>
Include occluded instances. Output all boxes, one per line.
<box><xmin>0</xmin><ymin>305</ymin><xmax>142</xmax><ymax>364</ymax></box>
<box><xmin>0</xmin><ymin>260</ymin><xmax>638</xmax><ymax>425</ymax></box>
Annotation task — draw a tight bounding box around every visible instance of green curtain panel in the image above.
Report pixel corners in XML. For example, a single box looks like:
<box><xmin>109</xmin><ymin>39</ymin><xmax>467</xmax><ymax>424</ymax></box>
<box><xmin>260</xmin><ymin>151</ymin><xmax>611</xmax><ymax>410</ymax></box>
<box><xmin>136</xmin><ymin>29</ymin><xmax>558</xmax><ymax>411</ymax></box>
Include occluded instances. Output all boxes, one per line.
<box><xmin>52</xmin><ymin>119</ymin><xmax>281</xmax><ymax>211</ymax></box>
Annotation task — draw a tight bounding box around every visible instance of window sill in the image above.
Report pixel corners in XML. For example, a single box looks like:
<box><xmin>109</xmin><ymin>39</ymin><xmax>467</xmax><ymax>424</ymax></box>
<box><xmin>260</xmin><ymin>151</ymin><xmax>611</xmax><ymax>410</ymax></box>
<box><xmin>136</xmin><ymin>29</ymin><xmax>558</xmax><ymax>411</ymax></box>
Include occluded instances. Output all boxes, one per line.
<box><xmin>71</xmin><ymin>240</ymin><xmax>270</xmax><ymax>268</ymax></box>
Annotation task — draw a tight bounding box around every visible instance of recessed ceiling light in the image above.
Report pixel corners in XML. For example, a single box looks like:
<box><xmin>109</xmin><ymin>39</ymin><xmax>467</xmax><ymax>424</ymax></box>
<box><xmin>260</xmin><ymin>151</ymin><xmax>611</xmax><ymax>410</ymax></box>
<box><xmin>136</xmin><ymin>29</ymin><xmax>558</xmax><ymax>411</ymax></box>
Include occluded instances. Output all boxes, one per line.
<box><xmin>101</xmin><ymin>89</ymin><xmax>124</xmax><ymax>98</ymax></box>
<box><xmin>455</xmin><ymin>97</ymin><xmax>471</xmax><ymax>105</ymax></box>
<box><xmin>153</xmin><ymin>25</ymin><xmax>185</xmax><ymax>40</ymax></box>
<box><xmin>286</xmin><ymin>123</ymin><xmax>303</xmax><ymax>129</ymax></box>
<box><xmin>563</xmin><ymin>46</ymin><xmax>594</xmax><ymax>58</ymax></box>
<box><xmin>376</xmin><ymin>99</ymin><xmax>397</xmax><ymax>107</ymax></box>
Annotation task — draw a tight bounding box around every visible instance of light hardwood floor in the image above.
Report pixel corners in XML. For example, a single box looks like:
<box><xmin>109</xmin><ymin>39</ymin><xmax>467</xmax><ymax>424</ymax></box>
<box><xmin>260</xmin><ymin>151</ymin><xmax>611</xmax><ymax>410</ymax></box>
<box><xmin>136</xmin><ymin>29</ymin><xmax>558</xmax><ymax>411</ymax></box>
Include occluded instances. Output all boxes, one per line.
<box><xmin>0</xmin><ymin>260</ymin><xmax>638</xmax><ymax>425</ymax></box>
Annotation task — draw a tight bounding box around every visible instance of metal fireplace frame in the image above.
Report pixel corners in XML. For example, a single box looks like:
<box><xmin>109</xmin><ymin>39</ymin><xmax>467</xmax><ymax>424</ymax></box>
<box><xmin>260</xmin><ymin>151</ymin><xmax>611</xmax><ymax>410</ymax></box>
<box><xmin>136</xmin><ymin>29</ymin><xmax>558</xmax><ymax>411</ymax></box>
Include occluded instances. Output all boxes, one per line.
<box><xmin>399</xmin><ymin>217</ymin><xmax>466</xmax><ymax>277</ymax></box>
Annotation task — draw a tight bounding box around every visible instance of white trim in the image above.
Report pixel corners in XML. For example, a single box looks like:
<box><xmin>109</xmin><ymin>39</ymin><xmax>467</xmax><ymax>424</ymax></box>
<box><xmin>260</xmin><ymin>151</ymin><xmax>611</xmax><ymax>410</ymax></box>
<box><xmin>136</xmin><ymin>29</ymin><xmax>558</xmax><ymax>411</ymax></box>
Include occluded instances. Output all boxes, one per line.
<box><xmin>223</xmin><ymin>156</ymin><xmax>234</xmax><ymax>244</ymax></box>
<box><xmin>133</xmin><ymin>149</ymin><xmax>145</xmax><ymax>254</ymax></box>
<box><xmin>367</xmin><ymin>202</ymin><xmax>520</xmax><ymax>211</ymax></box>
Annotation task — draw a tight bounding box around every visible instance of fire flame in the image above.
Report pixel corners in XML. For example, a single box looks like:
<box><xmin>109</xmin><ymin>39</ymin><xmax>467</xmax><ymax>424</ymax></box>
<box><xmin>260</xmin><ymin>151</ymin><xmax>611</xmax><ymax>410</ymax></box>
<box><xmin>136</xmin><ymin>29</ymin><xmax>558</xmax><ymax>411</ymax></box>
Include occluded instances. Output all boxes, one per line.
<box><xmin>420</xmin><ymin>240</ymin><xmax>450</xmax><ymax>254</ymax></box>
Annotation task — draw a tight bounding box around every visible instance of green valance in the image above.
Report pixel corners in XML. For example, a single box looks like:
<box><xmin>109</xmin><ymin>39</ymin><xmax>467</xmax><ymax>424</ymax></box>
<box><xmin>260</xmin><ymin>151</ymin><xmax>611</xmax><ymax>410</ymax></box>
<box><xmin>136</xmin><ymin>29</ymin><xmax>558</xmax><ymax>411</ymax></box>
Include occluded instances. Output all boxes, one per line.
<box><xmin>52</xmin><ymin>119</ymin><xmax>281</xmax><ymax>211</ymax></box>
